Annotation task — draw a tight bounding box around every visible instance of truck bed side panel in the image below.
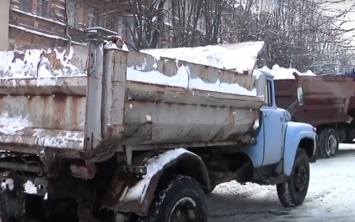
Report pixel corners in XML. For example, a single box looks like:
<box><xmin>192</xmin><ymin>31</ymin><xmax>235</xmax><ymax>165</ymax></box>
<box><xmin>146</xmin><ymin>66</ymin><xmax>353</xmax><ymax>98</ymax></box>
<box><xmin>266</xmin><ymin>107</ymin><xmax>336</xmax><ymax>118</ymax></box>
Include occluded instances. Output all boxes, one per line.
<box><xmin>0</xmin><ymin>44</ymin><xmax>263</xmax><ymax>159</ymax></box>
<box><xmin>275</xmin><ymin>75</ymin><xmax>355</xmax><ymax>126</ymax></box>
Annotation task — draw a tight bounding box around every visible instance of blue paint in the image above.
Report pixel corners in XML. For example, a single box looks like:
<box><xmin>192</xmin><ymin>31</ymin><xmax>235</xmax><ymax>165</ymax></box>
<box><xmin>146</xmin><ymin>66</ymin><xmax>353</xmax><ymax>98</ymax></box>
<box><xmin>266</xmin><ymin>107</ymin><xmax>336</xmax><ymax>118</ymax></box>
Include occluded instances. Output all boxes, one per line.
<box><xmin>244</xmin><ymin>70</ymin><xmax>317</xmax><ymax>177</ymax></box>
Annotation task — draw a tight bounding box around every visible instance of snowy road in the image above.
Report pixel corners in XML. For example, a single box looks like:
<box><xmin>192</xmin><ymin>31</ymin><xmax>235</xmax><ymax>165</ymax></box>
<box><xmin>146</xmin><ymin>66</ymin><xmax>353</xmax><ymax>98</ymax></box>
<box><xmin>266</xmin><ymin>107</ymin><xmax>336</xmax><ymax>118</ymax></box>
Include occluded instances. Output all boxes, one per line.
<box><xmin>208</xmin><ymin>144</ymin><xmax>355</xmax><ymax>222</ymax></box>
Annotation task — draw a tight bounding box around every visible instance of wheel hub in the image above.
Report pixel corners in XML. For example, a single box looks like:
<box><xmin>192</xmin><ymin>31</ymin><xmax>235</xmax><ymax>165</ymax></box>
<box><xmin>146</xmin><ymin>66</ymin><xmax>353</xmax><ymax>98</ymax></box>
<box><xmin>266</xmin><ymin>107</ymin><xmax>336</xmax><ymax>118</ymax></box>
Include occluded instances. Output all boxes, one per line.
<box><xmin>327</xmin><ymin>135</ymin><xmax>338</xmax><ymax>155</ymax></box>
<box><xmin>170</xmin><ymin>197</ymin><xmax>197</xmax><ymax>222</ymax></box>
<box><xmin>294</xmin><ymin>165</ymin><xmax>307</xmax><ymax>192</ymax></box>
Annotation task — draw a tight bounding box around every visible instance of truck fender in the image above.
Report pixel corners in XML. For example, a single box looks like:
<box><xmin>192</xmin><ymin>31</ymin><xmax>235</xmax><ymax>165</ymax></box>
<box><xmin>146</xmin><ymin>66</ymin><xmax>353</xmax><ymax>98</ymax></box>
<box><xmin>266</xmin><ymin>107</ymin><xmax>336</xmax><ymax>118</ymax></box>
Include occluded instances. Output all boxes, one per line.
<box><xmin>101</xmin><ymin>148</ymin><xmax>210</xmax><ymax>216</ymax></box>
<box><xmin>283</xmin><ymin>123</ymin><xmax>317</xmax><ymax>176</ymax></box>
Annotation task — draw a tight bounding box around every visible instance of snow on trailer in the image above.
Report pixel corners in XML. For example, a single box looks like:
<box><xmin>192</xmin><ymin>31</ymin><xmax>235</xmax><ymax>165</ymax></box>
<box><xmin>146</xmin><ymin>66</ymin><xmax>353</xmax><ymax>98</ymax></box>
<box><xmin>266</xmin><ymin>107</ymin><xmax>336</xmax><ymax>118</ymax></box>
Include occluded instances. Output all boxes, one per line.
<box><xmin>0</xmin><ymin>40</ymin><xmax>264</xmax><ymax>160</ymax></box>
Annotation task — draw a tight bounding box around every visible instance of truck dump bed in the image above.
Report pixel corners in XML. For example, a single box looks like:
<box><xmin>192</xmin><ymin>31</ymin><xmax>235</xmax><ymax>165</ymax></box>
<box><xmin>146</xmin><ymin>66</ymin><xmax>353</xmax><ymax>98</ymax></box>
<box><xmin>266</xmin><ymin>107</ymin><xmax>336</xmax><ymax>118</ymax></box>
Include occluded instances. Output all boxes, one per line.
<box><xmin>274</xmin><ymin>73</ymin><xmax>355</xmax><ymax>126</ymax></box>
<box><xmin>0</xmin><ymin>40</ymin><xmax>263</xmax><ymax>161</ymax></box>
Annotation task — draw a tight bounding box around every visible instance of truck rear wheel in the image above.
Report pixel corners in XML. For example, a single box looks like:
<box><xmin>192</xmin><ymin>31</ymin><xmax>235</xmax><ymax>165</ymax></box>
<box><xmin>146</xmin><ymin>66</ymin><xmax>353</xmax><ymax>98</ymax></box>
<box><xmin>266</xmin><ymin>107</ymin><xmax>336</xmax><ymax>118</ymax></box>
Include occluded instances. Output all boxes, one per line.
<box><xmin>140</xmin><ymin>175</ymin><xmax>208</xmax><ymax>222</ymax></box>
<box><xmin>318</xmin><ymin>128</ymin><xmax>339</xmax><ymax>158</ymax></box>
<box><xmin>276</xmin><ymin>149</ymin><xmax>310</xmax><ymax>207</ymax></box>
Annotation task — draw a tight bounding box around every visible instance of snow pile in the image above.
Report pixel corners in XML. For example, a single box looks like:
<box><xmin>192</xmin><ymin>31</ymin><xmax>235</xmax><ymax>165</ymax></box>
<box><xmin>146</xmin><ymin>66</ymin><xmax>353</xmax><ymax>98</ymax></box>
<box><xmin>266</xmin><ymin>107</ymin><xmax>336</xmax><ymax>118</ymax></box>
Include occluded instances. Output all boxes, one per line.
<box><xmin>104</xmin><ymin>41</ymin><xmax>129</xmax><ymax>51</ymax></box>
<box><xmin>127</xmin><ymin>60</ymin><xmax>257</xmax><ymax>96</ymax></box>
<box><xmin>0</xmin><ymin>112</ymin><xmax>32</xmax><ymax>134</ymax></box>
<box><xmin>0</xmin><ymin>112</ymin><xmax>83</xmax><ymax>149</ymax></box>
<box><xmin>261</xmin><ymin>64</ymin><xmax>316</xmax><ymax>80</ymax></box>
<box><xmin>33</xmin><ymin>129</ymin><xmax>84</xmax><ymax>148</ymax></box>
<box><xmin>1</xmin><ymin>178</ymin><xmax>14</xmax><ymax>191</ymax></box>
<box><xmin>0</xmin><ymin>46</ymin><xmax>85</xmax><ymax>80</ymax></box>
<box><xmin>142</xmin><ymin>41</ymin><xmax>264</xmax><ymax>74</ymax></box>
<box><xmin>23</xmin><ymin>180</ymin><xmax>38</xmax><ymax>194</ymax></box>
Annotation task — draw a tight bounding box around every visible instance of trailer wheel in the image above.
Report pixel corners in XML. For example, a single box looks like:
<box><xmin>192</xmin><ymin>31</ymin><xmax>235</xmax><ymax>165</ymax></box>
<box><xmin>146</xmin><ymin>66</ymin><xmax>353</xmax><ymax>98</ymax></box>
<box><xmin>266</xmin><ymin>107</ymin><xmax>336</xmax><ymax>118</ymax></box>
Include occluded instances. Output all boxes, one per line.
<box><xmin>276</xmin><ymin>149</ymin><xmax>310</xmax><ymax>207</ymax></box>
<box><xmin>141</xmin><ymin>175</ymin><xmax>208</xmax><ymax>222</ymax></box>
<box><xmin>318</xmin><ymin>128</ymin><xmax>339</xmax><ymax>158</ymax></box>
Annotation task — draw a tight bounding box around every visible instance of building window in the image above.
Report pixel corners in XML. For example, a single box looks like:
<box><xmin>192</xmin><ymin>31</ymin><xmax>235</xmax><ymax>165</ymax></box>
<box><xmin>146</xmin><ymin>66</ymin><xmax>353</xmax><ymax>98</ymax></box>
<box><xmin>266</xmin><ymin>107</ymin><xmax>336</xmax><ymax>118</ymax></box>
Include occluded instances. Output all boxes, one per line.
<box><xmin>87</xmin><ymin>7</ymin><xmax>99</xmax><ymax>27</ymax></box>
<box><xmin>67</xmin><ymin>0</ymin><xmax>77</xmax><ymax>27</ymax></box>
<box><xmin>21</xmin><ymin>0</ymin><xmax>32</xmax><ymax>13</ymax></box>
<box><xmin>37</xmin><ymin>0</ymin><xmax>50</xmax><ymax>18</ymax></box>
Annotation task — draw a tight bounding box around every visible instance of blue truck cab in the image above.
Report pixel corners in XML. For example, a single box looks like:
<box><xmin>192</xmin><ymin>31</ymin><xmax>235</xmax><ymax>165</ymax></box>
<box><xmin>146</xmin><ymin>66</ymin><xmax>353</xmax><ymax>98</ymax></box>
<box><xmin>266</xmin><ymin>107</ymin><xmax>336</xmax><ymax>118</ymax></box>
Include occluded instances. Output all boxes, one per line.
<box><xmin>243</xmin><ymin>69</ymin><xmax>317</xmax><ymax>206</ymax></box>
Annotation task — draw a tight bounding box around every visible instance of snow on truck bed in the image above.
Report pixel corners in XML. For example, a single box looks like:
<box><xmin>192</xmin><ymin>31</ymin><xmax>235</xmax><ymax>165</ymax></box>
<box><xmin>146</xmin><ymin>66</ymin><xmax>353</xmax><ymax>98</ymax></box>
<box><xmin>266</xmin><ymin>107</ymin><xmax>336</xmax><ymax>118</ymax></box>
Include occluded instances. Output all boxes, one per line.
<box><xmin>142</xmin><ymin>41</ymin><xmax>264</xmax><ymax>75</ymax></box>
<box><xmin>262</xmin><ymin>64</ymin><xmax>316</xmax><ymax>80</ymax></box>
<box><xmin>0</xmin><ymin>47</ymin><xmax>85</xmax><ymax>80</ymax></box>
<box><xmin>0</xmin><ymin>41</ymin><xmax>264</xmax><ymax>96</ymax></box>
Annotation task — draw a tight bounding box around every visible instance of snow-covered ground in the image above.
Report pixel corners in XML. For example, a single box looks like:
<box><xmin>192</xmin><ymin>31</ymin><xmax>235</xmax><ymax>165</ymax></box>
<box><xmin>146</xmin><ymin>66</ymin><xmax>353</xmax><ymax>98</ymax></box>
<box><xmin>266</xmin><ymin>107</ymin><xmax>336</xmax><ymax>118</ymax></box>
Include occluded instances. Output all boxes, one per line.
<box><xmin>208</xmin><ymin>143</ymin><xmax>355</xmax><ymax>222</ymax></box>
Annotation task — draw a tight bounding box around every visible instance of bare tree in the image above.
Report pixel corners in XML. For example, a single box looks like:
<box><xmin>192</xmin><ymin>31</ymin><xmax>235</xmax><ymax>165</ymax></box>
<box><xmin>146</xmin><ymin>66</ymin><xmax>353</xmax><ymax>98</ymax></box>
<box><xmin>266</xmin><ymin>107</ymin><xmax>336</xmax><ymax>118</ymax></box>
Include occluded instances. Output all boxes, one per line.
<box><xmin>110</xmin><ymin>0</ymin><xmax>168</xmax><ymax>50</ymax></box>
<box><xmin>97</xmin><ymin>0</ymin><xmax>355</xmax><ymax>73</ymax></box>
<box><xmin>167</xmin><ymin>0</ymin><xmax>204</xmax><ymax>47</ymax></box>
<box><xmin>219</xmin><ymin>0</ymin><xmax>355</xmax><ymax>73</ymax></box>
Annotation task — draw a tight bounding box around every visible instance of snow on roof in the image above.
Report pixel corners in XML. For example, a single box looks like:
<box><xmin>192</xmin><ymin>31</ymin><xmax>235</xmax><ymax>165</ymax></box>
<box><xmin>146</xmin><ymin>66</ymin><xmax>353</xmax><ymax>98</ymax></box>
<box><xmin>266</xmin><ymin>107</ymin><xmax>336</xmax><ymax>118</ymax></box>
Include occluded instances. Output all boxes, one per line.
<box><xmin>141</xmin><ymin>41</ymin><xmax>265</xmax><ymax>75</ymax></box>
<box><xmin>260</xmin><ymin>64</ymin><xmax>316</xmax><ymax>80</ymax></box>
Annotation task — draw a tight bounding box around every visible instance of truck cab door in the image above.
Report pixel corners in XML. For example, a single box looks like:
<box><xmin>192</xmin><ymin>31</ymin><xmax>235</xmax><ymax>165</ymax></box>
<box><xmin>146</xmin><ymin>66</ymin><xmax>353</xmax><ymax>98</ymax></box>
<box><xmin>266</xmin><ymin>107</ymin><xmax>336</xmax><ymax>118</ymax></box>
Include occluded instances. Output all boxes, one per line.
<box><xmin>261</xmin><ymin>78</ymin><xmax>285</xmax><ymax>165</ymax></box>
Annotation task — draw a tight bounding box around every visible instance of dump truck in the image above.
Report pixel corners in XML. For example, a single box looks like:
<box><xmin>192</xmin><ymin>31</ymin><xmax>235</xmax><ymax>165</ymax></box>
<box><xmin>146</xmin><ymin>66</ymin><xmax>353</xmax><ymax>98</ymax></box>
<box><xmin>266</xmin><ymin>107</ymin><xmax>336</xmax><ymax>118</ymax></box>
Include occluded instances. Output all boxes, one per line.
<box><xmin>274</xmin><ymin>72</ymin><xmax>355</xmax><ymax>158</ymax></box>
<box><xmin>0</xmin><ymin>31</ymin><xmax>317</xmax><ymax>222</ymax></box>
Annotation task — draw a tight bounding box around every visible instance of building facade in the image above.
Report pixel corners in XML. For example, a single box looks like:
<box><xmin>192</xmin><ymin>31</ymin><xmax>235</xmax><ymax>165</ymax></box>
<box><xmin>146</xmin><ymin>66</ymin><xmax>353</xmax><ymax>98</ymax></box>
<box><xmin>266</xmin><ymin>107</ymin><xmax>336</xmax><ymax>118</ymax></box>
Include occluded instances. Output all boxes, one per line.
<box><xmin>8</xmin><ymin>0</ymin><xmax>127</xmax><ymax>49</ymax></box>
<box><xmin>3</xmin><ymin>0</ymin><xmax>215</xmax><ymax>50</ymax></box>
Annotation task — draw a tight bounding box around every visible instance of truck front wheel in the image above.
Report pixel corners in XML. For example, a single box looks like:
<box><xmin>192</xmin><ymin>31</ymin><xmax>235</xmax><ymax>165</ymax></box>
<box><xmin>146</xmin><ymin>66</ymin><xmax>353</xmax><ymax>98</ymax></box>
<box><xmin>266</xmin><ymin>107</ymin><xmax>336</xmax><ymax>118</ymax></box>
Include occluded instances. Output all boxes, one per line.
<box><xmin>140</xmin><ymin>175</ymin><xmax>208</xmax><ymax>222</ymax></box>
<box><xmin>276</xmin><ymin>149</ymin><xmax>310</xmax><ymax>207</ymax></box>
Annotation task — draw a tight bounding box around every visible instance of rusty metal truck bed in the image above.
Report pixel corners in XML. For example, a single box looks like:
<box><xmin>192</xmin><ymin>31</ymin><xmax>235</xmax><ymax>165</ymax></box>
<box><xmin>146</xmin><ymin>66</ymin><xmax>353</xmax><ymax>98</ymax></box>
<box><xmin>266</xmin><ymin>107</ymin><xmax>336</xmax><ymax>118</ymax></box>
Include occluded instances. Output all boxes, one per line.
<box><xmin>0</xmin><ymin>42</ymin><xmax>263</xmax><ymax>161</ymax></box>
<box><xmin>274</xmin><ymin>74</ymin><xmax>355</xmax><ymax>126</ymax></box>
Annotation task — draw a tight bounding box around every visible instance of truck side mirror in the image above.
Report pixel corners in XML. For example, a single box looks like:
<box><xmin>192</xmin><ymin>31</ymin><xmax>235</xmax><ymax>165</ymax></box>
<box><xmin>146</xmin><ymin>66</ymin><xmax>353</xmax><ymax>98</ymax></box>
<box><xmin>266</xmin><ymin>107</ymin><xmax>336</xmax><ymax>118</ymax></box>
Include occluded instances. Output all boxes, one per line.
<box><xmin>297</xmin><ymin>87</ymin><xmax>304</xmax><ymax>105</ymax></box>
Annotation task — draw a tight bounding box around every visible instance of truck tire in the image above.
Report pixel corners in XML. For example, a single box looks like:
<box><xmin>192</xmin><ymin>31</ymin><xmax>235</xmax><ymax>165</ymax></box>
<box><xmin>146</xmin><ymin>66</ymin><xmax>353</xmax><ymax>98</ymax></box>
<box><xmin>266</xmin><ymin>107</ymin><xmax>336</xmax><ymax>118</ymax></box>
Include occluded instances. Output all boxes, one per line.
<box><xmin>276</xmin><ymin>149</ymin><xmax>310</xmax><ymax>207</ymax></box>
<box><xmin>318</xmin><ymin>128</ymin><xmax>339</xmax><ymax>158</ymax></box>
<box><xmin>141</xmin><ymin>175</ymin><xmax>208</xmax><ymax>222</ymax></box>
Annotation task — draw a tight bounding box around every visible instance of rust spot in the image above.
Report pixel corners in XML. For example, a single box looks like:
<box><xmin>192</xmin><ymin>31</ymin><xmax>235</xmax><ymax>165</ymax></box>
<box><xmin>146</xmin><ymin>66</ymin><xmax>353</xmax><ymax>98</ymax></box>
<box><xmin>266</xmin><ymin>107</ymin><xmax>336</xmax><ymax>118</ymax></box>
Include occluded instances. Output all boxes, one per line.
<box><xmin>53</xmin><ymin>94</ymin><xmax>67</xmax><ymax>128</ymax></box>
<box><xmin>72</xmin><ymin>96</ymin><xmax>80</xmax><ymax>130</ymax></box>
<box><xmin>12</xmin><ymin>51</ymin><xmax>25</xmax><ymax>63</ymax></box>
<box><xmin>198</xmin><ymin>66</ymin><xmax>209</xmax><ymax>82</ymax></box>
<box><xmin>176</xmin><ymin>60</ymin><xmax>183</xmax><ymax>67</ymax></box>
<box><xmin>42</xmin><ymin>47</ymin><xmax>70</xmax><ymax>71</ymax></box>
<box><xmin>227</xmin><ymin>108</ymin><xmax>235</xmax><ymax>125</ymax></box>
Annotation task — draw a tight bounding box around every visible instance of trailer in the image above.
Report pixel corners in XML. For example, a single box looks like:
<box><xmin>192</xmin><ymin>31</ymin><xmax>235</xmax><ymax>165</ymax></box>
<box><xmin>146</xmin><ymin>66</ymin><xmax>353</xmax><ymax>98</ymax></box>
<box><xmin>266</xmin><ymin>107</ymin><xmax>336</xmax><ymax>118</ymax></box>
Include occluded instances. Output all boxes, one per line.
<box><xmin>0</xmin><ymin>31</ymin><xmax>316</xmax><ymax>222</ymax></box>
<box><xmin>274</xmin><ymin>72</ymin><xmax>355</xmax><ymax>158</ymax></box>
